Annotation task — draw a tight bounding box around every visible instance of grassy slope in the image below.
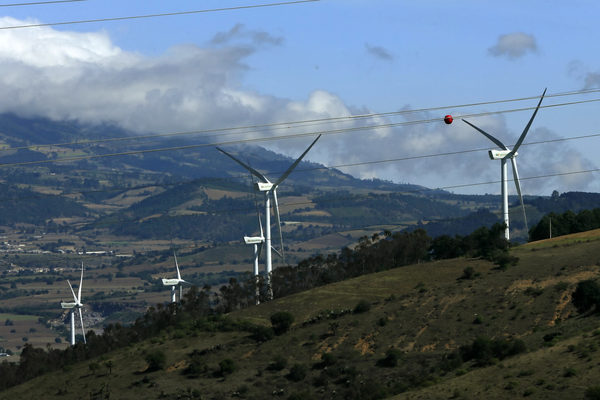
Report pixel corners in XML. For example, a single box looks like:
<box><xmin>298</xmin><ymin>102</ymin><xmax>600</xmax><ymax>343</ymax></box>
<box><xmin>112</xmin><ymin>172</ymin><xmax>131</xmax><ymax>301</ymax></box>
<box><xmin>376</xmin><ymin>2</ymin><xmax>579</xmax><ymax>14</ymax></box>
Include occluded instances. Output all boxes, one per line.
<box><xmin>1</xmin><ymin>231</ymin><xmax>599</xmax><ymax>399</ymax></box>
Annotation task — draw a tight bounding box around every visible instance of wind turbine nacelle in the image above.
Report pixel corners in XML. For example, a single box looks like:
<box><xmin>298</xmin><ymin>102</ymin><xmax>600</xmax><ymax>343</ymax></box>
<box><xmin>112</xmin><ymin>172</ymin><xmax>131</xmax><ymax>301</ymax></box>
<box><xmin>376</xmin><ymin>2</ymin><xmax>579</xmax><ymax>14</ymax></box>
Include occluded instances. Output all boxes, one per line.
<box><xmin>244</xmin><ymin>236</ymin><xmax>265</xmax><ymax>245</ymax></box>
<box><xmin>255</xmin><ymin>182</ymin><xmax>273</xmax><ymax>192</ymax></box>
<box><xmin>61</xmin><ymin>302</ymin><xmax>76</xmax><ymax>309</ymax></box>
<box><xmin>488</xmin><ymin>149</ymin><xmax>516</xmax><ymax>160</ymax></box>
<box><xmin>162</xmin><ymin>278</ymin><xmax>181</xmax><ymax>286</ymax></box>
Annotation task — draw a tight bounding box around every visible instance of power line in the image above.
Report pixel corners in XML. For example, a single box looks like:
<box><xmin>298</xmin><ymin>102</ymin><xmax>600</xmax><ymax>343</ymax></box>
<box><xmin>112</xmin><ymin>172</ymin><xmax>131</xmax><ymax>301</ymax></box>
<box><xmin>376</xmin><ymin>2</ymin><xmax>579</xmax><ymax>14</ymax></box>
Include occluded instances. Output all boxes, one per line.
<box><xmin>0</xmin><ymin>0</ymin><xmax>84</xmax><ymax>6</ymax></box>
<box><xmin>0</xmin><ymin>0</ymin><xmax>320</xmax><ymax>30</ymax></box>
<box><xmin>1</xmin><ymin>97</ymin><xmax>599</xmax><ymax>168</ymax></box>
<box><xmin>2</xmin><ymin>129</ymin><xmax>598</xmax><ymax>211</ymax></box>
<box><xmin>3</xmin><ymin>88</ymin><xmax>599</xmax><ymax>154</ymax></box>
<box><xmin>20</xmin><ymin>166</ymin><xmax>600</xmax><ymax>234</ymax></box>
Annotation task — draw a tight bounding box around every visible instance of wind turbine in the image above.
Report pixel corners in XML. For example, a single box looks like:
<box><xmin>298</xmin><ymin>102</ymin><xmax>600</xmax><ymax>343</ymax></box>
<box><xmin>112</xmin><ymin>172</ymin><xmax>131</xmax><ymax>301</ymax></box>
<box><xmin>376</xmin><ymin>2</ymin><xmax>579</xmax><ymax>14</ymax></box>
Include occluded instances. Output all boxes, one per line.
<box><xmin>462</xmin><ymin>89</ymin><xmax>546</xmax><ymax>241</ymax></box>
<box><xmin>243</xmin><ymin>215</ymin><xmax>264</xmax><ymax>305</ymax></box>
<box><xmin>161</xmin><ymin>252</ymin><xmax>189</xmax><ymax>303</ymax></box>
<box><xmin>218</xmin><ymin>134</ymin><xmax>321</xmax><ymax>299</ymax></box>
<box><xmin>60</xmin><ymin>262</ymin><xmax>86</xmax><ymax>346</ymax></box>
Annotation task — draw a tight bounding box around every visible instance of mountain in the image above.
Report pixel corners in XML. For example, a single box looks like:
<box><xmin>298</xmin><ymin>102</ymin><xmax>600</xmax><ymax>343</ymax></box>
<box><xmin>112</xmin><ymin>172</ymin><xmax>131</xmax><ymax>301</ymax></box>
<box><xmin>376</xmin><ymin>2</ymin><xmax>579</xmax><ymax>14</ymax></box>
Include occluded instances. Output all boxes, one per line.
<box><xmin>0</xmin><ymin>113</ymin><xmax>597</xmax><ymax>246</ymax></box>
<box><xmin>0</xmin><ymin>113</ymin><xmax>599</xmax><ymax>353</ymax></box>
<box><xmin>1</xmin><ymin>229</ymin><xmax>599</xmax><ymax>399</ymax></box>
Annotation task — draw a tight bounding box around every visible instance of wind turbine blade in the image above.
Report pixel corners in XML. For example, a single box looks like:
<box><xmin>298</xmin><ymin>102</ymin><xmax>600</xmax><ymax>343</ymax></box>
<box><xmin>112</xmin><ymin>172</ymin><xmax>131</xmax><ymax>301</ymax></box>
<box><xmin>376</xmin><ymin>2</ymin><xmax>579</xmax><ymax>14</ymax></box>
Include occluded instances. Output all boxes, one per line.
<box><xmin>272</xmin><ymin>189</ymin><xmax>285</xmax><ymax>264</ymax></box>
<box><xmin>462</xmin><ymin>119</ymin><xmax>508</xmax><ymax>150</ymax></box>
<box><xmin>174</xmin><ymin>252</ymin><xmax>182</xmax><ymax>281</ymax></box>
<box><xmin>78</xmin><ymin>308</ymin><xmax>86</xmax><ymax>344</ymax></box>
<box><xmin>258</xmin><ymin>212</ymin><xmax>264</xmax><ymax>238</ymax></box>
<box><xmin>506</xmin><ymin>88</ymin><xmax>546</xmax><ymax>157</ymax></box>
<box><xmin>273</xmin><ymin>134</ymin><xmax>321</xmax><ymax>188</ymax></box>
<box><xmin>67</xmin><ymin>280</ymin><xmax>78</xmax><ymax>303</ymax></box>
<box><xmin>216</xmin><ymin>147</ymin><xmax>270</xmax><ymax>183</ymax></box>
<box><xmin>270</xmin><ymin>246</ymin><xmax>282</xmax><ymax>258</ymax></box>
<box><xmin>510</xmin><ymin>157</ymin><xmax>529</xmax><ymax>233</ymax></box>
<box><xmin>251</xmin><ymin>171</ymin><xmax>264</xmax><ymax>238</ymax></box>
<box><xmin>78</xmin><ymin>263</ymin><xmax>84</xmax><ymax>302</ymax></box>
<box><xmin>257</xmin><ymin>242</ymin><xmax>263</xmax><ymax>260</ymax></box>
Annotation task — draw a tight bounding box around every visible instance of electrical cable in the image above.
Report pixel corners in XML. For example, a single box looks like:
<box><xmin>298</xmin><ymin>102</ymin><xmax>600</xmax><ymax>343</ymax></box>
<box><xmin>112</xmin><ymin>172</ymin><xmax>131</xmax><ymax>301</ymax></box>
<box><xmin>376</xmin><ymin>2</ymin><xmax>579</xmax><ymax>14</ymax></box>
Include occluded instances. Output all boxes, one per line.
<box><xmin>0</xmin><ymin>0</ymin><xmax>84</xmax><ymax>6</ymax></box>
<box><xmin>0</xmin><ymin>0</ymin><xmax>320</xmax><ymax>30</ymax></box>
<box><xmin>0</xmin><ymin>130</ymin><xmax>598</xmax><ymax>204</ymax></box>
<box><xmin>3</xmin><ymin>163</ymin><xmax>598</xmax><ymax>221</ymax></box>
<box><xmin>1</xmin><ymin>98</ymin><xmax>599</xmax><ymax>168</ymax></box>
<box><xmin>2</xmin><ymin>88</ymin><xmax>599</xmax><ymax>154</ymax></box>
<box><xmin>16</xmin><ymin>164</ymin><xmax>597</xmax><ymax>244</ymax></box>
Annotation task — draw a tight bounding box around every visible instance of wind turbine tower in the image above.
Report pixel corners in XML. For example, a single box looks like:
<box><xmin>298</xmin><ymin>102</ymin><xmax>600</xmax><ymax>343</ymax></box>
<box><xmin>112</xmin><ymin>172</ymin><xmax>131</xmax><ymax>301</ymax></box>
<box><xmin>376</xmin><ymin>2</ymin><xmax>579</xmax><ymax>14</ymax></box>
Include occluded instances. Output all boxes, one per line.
<box><xmin>60</xmin><ymin>262</ymin><xmax>87</xmax><ymax>346</ymax></box>
<box><xmin>218</xmin><ymin>134</ymin><xmax>321</xmax><ymax>299</ymax></box>
<box><xmin>462</xmin><ymin>89</ymin><xmax>546</xmax><ymax>241</ymax></box>
<box><xmin>244</xmin><ymin>232</ymin><xmax>264</xmax><ymax>305</ymax></box>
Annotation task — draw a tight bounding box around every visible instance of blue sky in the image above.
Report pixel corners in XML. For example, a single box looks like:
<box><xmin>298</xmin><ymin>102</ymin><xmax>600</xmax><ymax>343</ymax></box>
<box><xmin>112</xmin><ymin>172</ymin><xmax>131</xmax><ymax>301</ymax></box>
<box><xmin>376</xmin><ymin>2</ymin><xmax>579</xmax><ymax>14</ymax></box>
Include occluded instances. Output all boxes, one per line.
<box><xmin>1</xmin><ymin>0</ymin><xmax>599</xmax><ymax>195</ymax></box>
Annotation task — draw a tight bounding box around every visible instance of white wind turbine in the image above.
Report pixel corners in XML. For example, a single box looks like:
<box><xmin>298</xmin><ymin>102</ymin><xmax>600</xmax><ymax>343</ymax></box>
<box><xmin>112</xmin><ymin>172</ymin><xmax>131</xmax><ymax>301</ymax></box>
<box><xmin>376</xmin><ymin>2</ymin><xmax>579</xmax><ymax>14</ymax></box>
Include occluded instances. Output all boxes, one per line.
<box><xmin>462</xmin><ymin>89</ymin><xmax>546</xmax><ymax>241</ymax></box>
<box><xmin>243</xmin><ymin>213</ymin><xmax>264</xmax><ymax>305</ymax></box>
<box><xmin>162</xmin><ymin>252</ymin><xmax>189</xmax><ymax>303</ymax></box>
<box><xmin>218</xmin><ymin>134</ymin><xmax>321</xmax><ymax>299</ymax></box>
<box><xmin>60</xmin><ymin>262</ymin><xmax>86</xmax><ymax>346</ymax></box>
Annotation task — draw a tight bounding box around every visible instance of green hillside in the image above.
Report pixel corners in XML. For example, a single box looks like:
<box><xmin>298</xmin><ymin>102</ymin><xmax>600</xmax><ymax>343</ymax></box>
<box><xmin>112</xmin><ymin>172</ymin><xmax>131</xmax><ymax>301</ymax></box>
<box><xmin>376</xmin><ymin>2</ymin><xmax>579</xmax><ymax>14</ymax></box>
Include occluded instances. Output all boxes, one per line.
<box><xmin>1</xmin><ymin>230</ymin><xmax>599</xmax><ymax>399</ymax></box>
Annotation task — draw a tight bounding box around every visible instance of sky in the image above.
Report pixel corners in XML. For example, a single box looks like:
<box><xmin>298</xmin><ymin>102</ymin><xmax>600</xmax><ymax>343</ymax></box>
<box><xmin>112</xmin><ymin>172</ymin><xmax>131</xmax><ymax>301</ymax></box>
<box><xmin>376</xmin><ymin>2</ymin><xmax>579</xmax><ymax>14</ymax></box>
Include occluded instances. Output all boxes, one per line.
<box><xmin>0</xmin><ymin>0</ymin><xmax>599</xmax><ymax>195</ymax></box>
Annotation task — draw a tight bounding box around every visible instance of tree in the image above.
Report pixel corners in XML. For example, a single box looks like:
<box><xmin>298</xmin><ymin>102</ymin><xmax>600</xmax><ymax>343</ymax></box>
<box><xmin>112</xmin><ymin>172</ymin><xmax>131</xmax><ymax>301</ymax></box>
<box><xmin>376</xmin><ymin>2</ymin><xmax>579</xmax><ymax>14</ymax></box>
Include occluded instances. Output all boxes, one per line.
<box><xmin>287</xmin><ymin>363</ymin><xmax>307</xmax><ymax>382</ymax></box>
<box><xmin>270</xmin><ymin>311</ymin><xmax>294</xmax><ymax>335</ymax></box>
<box><xmin>218</xmin><ymin>358</ymin><xmax>236</xmax><ymax>376</ymax></box>
<box><xmin>572</xmin><ymin>280</ymin><xmax>600</xmax><ymax>314</ymax></box>
<box><xmin>145</xmin><ymin>350</ymin><xmax>166</xmax><ymax>372</ymax></box>
<box><xmin>353</xmin><ymin>299</ymin><xmax>371</xmax><ymax>314</ymax></box>
<box><xmin>104</xmin><ymin>360</ymin><xmax>113</xmax><ymax>375</ymax></box>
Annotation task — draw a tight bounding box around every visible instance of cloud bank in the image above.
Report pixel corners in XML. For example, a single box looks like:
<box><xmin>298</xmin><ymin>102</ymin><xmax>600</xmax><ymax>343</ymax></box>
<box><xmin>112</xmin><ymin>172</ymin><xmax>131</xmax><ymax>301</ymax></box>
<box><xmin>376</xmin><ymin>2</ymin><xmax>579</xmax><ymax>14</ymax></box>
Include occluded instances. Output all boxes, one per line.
<box><xmin>0</xmin><ymin>18</ymin><xmax>592</xmax><ymax>195</ymax></box>
<box><xmin>488</xmin><ymin>32</ymin><xmax>538</xmax><ymax>60</ymax></box>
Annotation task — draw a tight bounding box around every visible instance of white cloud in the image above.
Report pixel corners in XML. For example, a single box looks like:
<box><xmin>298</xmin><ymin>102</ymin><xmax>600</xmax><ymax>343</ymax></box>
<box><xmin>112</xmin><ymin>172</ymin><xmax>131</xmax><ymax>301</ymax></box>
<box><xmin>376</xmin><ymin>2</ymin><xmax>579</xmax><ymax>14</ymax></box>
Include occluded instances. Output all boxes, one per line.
<box><xmin>0</xmin><ymin>19</ymin><xmax>592</xmax><ymax>195</ymax></box>
<box><xmin>488</xmin><ymin>32</ymin><xmax>538</xmax><ymax>60</ymax></box>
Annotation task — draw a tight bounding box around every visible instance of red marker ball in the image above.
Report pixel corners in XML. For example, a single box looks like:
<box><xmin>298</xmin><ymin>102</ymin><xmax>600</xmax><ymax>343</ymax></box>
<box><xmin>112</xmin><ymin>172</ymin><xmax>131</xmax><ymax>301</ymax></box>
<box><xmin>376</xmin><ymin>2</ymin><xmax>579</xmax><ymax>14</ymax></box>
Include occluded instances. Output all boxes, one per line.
<box><xmin>444</xmin><ymin>115</ymin><xmax>453</xmax><ymax>124</ymax></box>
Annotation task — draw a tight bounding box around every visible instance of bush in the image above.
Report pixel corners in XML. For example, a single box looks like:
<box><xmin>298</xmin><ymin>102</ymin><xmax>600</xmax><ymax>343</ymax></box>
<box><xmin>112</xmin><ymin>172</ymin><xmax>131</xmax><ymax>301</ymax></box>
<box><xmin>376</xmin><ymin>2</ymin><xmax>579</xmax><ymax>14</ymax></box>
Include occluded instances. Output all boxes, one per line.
<box><xmin>250</xmin><ymin>325</ymin><xmax>275</xmax><ymax>342</ymax></box>
<box><xmin>459</xmin><ymin>336</ymin><xmax>526</xmax><ymax>366</ymax></box>
<box><xmin>572</xmin><ymin>280</ymin><xmax>600</xmax><ymax>313</ymax></box>
<box><xmin>376</xmin><ymin>348</ymin><xmax>403</xmax><ymax>367</ymax></box>
<box><xmin>460</xmin><ymin>266</ymin><xmax>477</xmax><ymax>280</ymax></box>
<box><xmin>287</xmin><ymin>363</ymin><xmax>307</xmax><ymax>382</ymax></box>
<box><xmin>585</xmin><ymin>386</ymin><xmax>600</xmax><ymax>400</ymax></box>
<box><xmin>270</xmin><ymin>311</ymin><xmax>295</xmax><ymax>335</ymax></box>
<box><xmin>268</xmin><ymin>355</ymin><xmax>287</xmax><ymax>371</ymax></box>
<box><xmin>353</xmin><ymin>300</ymin><xmax>371</xmax><ymax>314</ymax></box>
<box><xmin>145</xmin><ymin>350</ymin><xmax>166</xmax><ymax>372</ymax></box>
<box><xmin>219</xmin><ymin>358</ymin><xmax>236</xmax><ymax>376</ymax></box>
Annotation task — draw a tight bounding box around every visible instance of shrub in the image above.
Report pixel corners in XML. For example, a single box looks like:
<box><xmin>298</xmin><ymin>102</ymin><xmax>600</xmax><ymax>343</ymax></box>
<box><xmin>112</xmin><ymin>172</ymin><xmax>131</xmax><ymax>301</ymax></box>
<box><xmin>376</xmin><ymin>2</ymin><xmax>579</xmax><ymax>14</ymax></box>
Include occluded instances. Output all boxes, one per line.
<box><xmin>219</xmin><ymin>358</ymin><xmax>236</xmax><ymax>376</ymax></box>
<box><xmin>287</xmin><ymin>363</ymin><xmax>307</xmax><ymax>382</ymax></box>
<box><xmin>585</xmin><ymin>386</ymin><xmax>600</xmax><ymax>400</ymax></box>
<box><xmin>270</xmin><ymin>312</ymin><xmax>295</xmax><ymax>335</ymax></box>
<box><xmin>183</xmin><ymin>351</ymin><xmax>206</xmax><ymax>377</ymax></box>
<box><xmin>314</xmin><ymin>352</ymin><xmax>336</xmax><ymax>369</ymax></box>
<box><xmin>459</xmin><ymin>336</ymin><xmax>526</xmax><ymax>366</ymax></box>
<box><xmin>524</xmin><ymin>286</ymin><xmax>544</xmax><ymax>297</ymax></box>
<box><xmin>250</xmin><ymin>325</ymin><xmax>275</xmax><ymax>342</ymax></box>
<box><xmin>267</xmin><ymin>355</ymin><xmax>287</xmax><ymax>371</ymax></box>
<box><xmin>376</xmin><ymin>348</ymin><xmax>403</xmax><ymax>367</ymax></box>
<box><xmin>572</xmin><ymin>280</ymin><xmax>600</xmax><ymax>313</ymax></box>
<box><xmin>320</xmin><ymin>352</ymin><xmax>336</xmax><ymax>367</ymax></box>
<box><xmin>145</xmin><ymin>350</ymin><xmax>166</xmax><ymax>372</ymax></box>
<box><xmin>460</xmin><ymin>266</ymin><xmax>477</xmax><ymax>280</ymax></box>
<box><xmin>353</xmin><ymin>300</ymin><xmax>371</xmax><ymax>314</ymax></box>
